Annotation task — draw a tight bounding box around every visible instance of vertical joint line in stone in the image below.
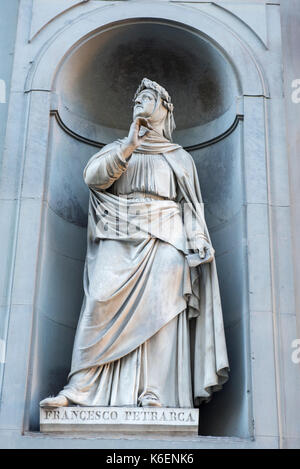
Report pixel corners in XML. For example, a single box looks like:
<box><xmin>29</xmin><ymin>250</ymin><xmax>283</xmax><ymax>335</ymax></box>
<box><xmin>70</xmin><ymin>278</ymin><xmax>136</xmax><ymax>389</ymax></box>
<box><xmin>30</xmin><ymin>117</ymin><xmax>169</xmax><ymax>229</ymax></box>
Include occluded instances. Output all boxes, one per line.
<box><xmin>0</xmin><ymin>79</ymin><xmax>6</xmax><ymax>103</ymax></box>
<box><xmin>263</xmin><ymin>96</ymin><xmax>284</xmax><ymax>448</ymax></box>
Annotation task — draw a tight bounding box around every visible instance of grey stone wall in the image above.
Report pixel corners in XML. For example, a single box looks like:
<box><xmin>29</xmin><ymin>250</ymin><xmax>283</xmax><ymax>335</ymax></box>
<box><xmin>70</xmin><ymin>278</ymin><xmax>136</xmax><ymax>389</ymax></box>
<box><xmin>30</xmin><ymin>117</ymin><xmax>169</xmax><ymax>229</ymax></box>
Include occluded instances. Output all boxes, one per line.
<box><xmin>0</xmin><ymin>0</ymin><xmax>19</xmax><ymax>163</ymax></box>
<box><xmin>279</xmin><ymin>0</ymin><xmax>300</xmax><ymax>449</ymax></box>
<box><xmin>0</xmin><ymin>0</ymin><xmax>299</xmax><ymax>449</ymax></box>
<box><xmin>0</xmin><ymin>0</ymin><xmax>19</xmax><ymax>366</ymax></box>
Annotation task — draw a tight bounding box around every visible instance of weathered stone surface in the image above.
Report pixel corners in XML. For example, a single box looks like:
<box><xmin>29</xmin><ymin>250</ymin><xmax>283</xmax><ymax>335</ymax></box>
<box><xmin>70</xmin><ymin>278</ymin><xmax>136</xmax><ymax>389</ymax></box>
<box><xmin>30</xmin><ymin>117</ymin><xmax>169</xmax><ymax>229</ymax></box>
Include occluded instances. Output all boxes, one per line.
<box><xmin>40</xmin><ymin>407</ymin><xmax>199</xmax><ymax>433</ymax></box>
<box><xmin>0</xmin><ymin>0</ymin><xmax>298</xmax><ymax>450</ymax></box>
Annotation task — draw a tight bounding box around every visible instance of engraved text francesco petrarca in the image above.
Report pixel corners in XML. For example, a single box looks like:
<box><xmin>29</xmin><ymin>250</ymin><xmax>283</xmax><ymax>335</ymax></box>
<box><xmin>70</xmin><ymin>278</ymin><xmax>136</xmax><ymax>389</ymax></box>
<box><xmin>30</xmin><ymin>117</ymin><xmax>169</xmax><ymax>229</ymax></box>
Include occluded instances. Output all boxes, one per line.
<box><xmin>42</xmin><ymin>407</ymin><xmax>197</xmax><ymax>423</ymax></box>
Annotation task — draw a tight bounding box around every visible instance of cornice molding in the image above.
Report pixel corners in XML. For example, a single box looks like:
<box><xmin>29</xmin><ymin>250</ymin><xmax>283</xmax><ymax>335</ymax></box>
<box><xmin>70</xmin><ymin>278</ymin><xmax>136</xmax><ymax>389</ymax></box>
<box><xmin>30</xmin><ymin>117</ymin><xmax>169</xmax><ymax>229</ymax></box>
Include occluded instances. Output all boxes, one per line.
<box><xmin>50</xmin><ymin>110</ymin><xmax>243</xmax><ymax>151</ymax></box>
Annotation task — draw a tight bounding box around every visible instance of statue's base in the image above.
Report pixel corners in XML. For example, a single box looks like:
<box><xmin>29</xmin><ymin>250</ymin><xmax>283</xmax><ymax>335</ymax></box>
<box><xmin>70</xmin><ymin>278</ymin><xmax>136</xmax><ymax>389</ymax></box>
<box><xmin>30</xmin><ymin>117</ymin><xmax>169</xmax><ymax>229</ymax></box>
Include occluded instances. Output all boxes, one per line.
<box><xmin>40</xmin><ymin>406</ymin><xmax>199</xmax><ymax>433</ymax></box>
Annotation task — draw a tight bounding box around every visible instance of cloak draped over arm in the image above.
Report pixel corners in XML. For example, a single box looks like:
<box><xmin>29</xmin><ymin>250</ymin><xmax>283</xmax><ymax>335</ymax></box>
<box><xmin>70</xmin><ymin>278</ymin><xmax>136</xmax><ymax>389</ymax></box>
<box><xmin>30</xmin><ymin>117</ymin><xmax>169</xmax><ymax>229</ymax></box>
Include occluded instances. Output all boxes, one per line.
<box><xmin>80</xmin><ymin>141</ymin><xmax>229</xmax><ymax>405</ymax></box>
<box><xmin>164</xmin><ymin>148</ymin><xmax>229</xmax><ymax>404</ymax></box>
<box><xmin>84</xmin><ymin>143</ymin><xmax>128</xmax><ymax>190</ymax></box>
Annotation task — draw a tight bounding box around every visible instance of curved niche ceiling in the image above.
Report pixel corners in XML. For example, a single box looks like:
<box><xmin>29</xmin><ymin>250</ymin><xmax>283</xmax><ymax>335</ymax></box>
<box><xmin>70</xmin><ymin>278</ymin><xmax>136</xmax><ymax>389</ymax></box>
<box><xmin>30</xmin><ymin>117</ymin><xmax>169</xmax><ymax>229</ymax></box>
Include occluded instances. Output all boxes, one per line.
<box><xmin>55</xmin><ymin>20</ymin><xmax>239</xmax><ymax>145</ymax></box>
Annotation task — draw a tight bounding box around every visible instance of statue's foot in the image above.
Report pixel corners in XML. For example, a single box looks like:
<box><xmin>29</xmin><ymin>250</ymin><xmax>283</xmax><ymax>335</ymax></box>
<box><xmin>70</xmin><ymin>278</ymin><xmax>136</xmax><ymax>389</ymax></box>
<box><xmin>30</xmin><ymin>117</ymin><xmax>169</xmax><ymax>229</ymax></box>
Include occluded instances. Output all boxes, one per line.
<box><xmin>39</xmin><ymin>395</ymin><xmax>69</xmax><ymax>408</ymax></box>
<box><xmin>139</xmin><ymin>393</ymin><xmax>162</xmax><ymax>407</ymax></box>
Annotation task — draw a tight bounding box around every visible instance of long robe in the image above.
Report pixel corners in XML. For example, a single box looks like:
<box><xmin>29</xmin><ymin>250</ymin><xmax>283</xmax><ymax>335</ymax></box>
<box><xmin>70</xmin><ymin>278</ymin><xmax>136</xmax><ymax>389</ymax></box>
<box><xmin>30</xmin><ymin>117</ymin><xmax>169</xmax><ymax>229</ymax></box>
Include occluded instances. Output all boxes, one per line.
<box><xmin>60</xmin><ymin>133</ymin><xmax>229</xmax><ymax>407</ymax></box>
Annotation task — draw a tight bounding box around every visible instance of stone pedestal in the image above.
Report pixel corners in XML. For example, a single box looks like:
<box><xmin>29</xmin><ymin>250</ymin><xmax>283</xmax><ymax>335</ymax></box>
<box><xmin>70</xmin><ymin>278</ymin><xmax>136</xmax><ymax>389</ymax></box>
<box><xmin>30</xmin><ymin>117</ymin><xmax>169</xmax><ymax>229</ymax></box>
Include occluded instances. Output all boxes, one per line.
<box><xmin>40</xmin><ymin>407</ymin><xmax>199</xmax><ymax>433</ymax></box>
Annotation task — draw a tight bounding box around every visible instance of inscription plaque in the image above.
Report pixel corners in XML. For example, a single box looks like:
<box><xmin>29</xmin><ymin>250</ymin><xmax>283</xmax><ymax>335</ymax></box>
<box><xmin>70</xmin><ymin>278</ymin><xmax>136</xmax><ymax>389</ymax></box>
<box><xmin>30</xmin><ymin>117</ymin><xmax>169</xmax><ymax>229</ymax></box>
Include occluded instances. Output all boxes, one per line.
<box><xmin>40</xmin><ymin>407</ymin><xmax>199</xmax><ymax>433</ymax></box>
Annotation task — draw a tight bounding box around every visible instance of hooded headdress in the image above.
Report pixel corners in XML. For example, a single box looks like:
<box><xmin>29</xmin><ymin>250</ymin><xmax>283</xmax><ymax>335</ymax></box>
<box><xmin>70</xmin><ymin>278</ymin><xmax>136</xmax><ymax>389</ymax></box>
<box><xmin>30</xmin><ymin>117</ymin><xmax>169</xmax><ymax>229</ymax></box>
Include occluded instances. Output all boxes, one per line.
<box><xmin>134</xmin><ymin>77</ymin><xmax>176</xmax><ymax>141</ymax></box>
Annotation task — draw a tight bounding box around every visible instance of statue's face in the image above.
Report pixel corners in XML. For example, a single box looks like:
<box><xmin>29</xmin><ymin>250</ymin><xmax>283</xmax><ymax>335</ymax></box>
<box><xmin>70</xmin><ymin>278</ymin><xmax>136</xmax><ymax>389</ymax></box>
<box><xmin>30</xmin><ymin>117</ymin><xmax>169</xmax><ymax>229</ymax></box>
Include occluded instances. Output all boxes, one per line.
<box><xmin>133</xmin><ymin>90</ymin><xmax>157</xmax><ymax>119</ymax></box>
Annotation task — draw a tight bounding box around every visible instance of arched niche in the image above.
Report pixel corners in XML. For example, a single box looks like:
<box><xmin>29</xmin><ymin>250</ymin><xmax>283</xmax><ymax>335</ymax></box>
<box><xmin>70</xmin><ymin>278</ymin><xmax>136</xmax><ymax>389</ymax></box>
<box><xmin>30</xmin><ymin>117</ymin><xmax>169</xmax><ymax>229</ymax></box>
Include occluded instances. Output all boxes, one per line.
<box><xmin>26</xmin><ymin>3</ymin><xmax>267</xmax><ymax>439</ymax></box>
<box><xmin>53</xmin><ymin>20</ymin><xmax>239</xmax><ymax>148</ymax></box>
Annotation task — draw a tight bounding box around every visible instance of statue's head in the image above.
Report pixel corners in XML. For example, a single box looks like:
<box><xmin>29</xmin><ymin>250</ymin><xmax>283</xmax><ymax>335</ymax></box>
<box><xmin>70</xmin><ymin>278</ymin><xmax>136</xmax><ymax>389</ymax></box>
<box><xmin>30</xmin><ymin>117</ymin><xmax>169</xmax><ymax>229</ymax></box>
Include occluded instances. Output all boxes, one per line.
<box><xmin>133</xmin><ymin>78</ymin><xmax>176</xmax><ymax>141</ymax></box>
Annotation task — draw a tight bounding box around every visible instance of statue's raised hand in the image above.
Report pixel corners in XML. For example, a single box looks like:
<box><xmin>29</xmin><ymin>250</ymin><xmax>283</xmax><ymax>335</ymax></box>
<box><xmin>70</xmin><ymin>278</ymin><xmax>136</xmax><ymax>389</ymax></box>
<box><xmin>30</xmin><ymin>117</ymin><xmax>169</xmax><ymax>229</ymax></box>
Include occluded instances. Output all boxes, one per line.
<box><xmin>120</xmin><ymin>117</ymin><xmax>154</xmax><ymax>160</ymax></box>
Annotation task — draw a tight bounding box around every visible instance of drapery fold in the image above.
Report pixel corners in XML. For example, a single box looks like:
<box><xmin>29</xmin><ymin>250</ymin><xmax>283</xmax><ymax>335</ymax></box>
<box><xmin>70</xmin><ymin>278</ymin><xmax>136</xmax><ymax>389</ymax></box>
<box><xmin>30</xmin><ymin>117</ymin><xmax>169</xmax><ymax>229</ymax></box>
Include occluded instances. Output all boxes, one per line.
<box><xmin>67</xmin><ymin>134</ymin><xmax>229</xmax><ymax>404</ymax></box>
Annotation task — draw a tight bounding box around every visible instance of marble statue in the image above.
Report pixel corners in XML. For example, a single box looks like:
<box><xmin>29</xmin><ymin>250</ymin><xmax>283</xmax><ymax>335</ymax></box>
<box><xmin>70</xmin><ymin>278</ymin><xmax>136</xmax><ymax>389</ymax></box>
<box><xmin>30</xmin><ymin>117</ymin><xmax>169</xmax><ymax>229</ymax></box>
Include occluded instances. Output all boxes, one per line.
<box><xmin>40</xmin><ymin>78</ymin><xmax>229</xmax><ymax>409</ymax></box>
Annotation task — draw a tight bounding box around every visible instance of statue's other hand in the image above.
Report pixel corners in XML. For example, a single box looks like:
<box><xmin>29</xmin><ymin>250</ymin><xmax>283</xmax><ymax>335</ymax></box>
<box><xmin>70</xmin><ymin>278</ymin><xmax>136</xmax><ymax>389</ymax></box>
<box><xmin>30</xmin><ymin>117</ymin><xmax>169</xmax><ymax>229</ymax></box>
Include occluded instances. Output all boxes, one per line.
<box><xmin>197</xmin><ymin>238</ymin><xmax>215</xmax><ymax>263</ymax></box>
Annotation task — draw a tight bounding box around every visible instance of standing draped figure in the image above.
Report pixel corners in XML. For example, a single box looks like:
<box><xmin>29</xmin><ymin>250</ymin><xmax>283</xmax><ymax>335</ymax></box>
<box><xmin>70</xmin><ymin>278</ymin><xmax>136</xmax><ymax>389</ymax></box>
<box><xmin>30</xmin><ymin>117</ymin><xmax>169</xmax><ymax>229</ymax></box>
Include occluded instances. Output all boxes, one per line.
<box><xmin>40</xmin><ymin>78</ymin><xmax>229</xmax><ymax>409</ymax></box>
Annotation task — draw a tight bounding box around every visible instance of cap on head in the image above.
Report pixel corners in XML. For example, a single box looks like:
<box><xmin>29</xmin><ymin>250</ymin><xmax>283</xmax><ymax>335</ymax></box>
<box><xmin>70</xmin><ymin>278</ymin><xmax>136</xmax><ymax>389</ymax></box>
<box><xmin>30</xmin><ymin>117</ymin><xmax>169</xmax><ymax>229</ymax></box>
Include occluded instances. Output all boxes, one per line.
<box><xmin>134</xmin><ymin>78</ymin><xmax>176</xmax><ymax>140</ymax></box>
<box><xmin>134</xmin><ymin>78</ymin><xmax>174</xmax><ymax>113</ymax></box>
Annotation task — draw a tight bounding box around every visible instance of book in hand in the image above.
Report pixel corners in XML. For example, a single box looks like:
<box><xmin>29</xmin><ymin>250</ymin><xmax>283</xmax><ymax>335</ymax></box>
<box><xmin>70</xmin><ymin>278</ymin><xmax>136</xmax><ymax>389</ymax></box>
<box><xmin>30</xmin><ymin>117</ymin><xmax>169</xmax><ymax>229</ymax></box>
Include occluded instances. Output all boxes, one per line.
<box><xmin>186</xmin><ymin>251</ymin><xmax>214</xmax><ymax>267</ymax></box>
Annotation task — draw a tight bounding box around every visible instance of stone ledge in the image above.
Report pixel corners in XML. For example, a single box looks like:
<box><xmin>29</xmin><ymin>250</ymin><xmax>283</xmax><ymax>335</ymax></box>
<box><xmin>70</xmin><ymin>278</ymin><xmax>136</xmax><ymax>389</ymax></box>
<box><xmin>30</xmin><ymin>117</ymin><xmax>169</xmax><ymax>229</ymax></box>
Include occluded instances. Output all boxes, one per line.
<box><xmin>40</xmin><ymin>407</ymin><xmax>199</xmax><ymax>433</ymax></box>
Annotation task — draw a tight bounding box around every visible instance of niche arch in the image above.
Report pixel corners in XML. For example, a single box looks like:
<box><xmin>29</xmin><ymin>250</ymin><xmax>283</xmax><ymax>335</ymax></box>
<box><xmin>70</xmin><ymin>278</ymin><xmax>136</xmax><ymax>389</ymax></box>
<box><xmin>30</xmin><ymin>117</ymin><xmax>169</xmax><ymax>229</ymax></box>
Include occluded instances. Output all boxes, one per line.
<box><xmin>25</xmin><ymin>2</ymin><xmax>269</xmax><ymax>439</ymax></box>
